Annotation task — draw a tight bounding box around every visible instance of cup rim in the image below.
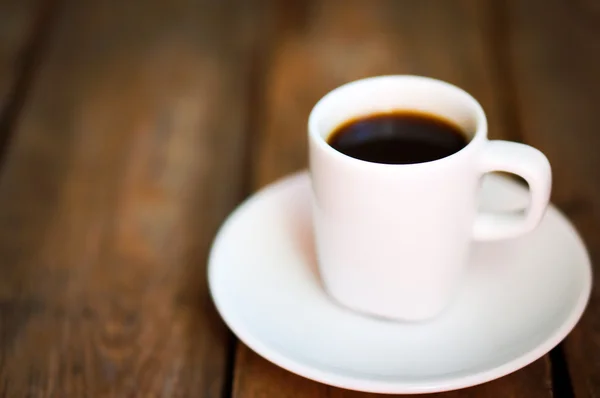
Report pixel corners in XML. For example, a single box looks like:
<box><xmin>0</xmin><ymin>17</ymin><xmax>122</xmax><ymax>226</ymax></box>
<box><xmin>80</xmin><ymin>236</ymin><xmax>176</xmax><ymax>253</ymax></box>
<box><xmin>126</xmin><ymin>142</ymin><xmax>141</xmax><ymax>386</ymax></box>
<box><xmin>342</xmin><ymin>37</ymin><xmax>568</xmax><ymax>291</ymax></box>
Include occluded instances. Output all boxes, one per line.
<box><xmin>308</xmin><ymin>75</ymin><xmax>488</xmax><ymax>170</ymax></box>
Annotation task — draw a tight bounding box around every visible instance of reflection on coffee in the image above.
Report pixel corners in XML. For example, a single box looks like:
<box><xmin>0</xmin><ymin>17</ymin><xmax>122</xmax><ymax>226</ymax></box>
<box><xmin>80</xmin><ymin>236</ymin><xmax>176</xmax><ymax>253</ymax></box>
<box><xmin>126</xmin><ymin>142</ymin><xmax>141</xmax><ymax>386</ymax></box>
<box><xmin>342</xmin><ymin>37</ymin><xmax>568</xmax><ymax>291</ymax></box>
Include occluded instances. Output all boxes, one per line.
<box><xmin>327</xmin><ymin>111</ymin><xmax>468</xmax><ymax>164</ymax></box>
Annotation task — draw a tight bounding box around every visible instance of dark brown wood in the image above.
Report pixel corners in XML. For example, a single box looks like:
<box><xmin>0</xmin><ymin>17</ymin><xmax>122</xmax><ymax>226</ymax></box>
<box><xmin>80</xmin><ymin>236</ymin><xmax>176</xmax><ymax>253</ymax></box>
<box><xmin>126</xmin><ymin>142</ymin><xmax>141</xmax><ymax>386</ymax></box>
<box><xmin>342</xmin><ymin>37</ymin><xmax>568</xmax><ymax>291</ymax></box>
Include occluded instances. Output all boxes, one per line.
<box><xmin>0</xmin><ymin>0</ymin><xmax>60</xmax><ymax>169</ymax></box>
<box><xmin>505</xmin><ymin>0</ymin><xmax>600</xmax><ymax>396</ymax></box>
<box><xmin>233</xmin><ymin>1</ymin><xmax>553</xmax><ymax>397</ymax></box>
<box><xmin>0</xmin><ymin>0</ymin><xmax>264</xmax><ymax>395</ymax></box>
<box><xmin>0</xmin><ymin>0</ymin><xmax>44</xmax><ymax>111</ymax></box>
<box><xmin>2</xmin><ymin>0</ymin><xmax>595</xmax><ymax>395</ymax></box>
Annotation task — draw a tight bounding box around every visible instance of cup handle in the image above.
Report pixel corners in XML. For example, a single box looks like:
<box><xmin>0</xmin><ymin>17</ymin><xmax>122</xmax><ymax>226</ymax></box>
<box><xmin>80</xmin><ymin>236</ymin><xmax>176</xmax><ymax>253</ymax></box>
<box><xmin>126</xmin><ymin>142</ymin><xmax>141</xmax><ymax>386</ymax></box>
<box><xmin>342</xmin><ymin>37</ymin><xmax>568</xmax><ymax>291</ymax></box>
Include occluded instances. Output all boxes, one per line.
<box><xmin>473</xmin><ymin>140</ymin><xmax>552</xmax><ymax>241</ymax></box>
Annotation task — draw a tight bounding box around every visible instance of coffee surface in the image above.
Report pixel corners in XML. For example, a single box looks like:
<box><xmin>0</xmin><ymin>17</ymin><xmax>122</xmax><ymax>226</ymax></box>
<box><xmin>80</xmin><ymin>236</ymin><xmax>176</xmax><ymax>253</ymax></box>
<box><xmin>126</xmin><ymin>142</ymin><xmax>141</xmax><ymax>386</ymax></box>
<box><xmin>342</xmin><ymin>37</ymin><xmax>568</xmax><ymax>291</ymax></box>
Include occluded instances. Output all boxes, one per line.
<box><xmin>327</xmin><ymin>111</ymin><xmax>468</xmax><ymax>164</ymax></box>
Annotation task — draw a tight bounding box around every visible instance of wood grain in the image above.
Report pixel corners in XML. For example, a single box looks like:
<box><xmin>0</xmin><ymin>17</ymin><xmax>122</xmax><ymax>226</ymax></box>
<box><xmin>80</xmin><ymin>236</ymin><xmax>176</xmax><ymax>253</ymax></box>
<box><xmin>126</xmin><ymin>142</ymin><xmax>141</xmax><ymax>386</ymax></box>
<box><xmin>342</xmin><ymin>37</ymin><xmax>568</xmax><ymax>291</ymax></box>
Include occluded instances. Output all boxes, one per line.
<box><xmin>0</xmin><ymin>0</ymin><xmax>37</xmax><ymax>108</ymax></box>
<box><xmin>0</xmin><ymin>0</ymin><xmax>45</xmax><ymax>113</ymax></box>
<box><xmin>0</xmin><ymin>0</ymin><xmax>264</xmax><ymax>396</ymax></box>
<box><xmin>506</xmin><ymin>0</ymin><xmax>600</xmax><ymax>396</ymax></box>
<box><xmin>233</xmin><ymin>1</ymin><xmax>553</xmax><ymax>397</ymax></box>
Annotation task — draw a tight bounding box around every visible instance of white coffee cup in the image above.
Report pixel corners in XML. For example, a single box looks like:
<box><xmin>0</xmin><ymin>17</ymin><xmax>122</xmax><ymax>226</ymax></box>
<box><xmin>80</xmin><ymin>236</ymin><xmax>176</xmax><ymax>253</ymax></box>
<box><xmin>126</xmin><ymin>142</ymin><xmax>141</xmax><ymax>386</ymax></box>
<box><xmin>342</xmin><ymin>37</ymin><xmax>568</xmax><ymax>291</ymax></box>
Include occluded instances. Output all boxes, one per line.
<box><xmin>308</xmin><ymin>75</ymin><xmax>552</xmax><ymax>321</ymax></box>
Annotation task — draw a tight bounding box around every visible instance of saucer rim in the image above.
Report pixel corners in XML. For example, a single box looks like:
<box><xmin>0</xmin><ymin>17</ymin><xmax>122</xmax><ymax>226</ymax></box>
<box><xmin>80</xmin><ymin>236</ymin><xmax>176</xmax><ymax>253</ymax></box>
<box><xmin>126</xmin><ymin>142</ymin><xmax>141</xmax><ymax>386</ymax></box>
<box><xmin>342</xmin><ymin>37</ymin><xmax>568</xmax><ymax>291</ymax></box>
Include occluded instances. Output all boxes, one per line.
<box><xmin>208</xmin><ymin>171</ymin><xmax>592</xmax><ymax>394</ymax></box>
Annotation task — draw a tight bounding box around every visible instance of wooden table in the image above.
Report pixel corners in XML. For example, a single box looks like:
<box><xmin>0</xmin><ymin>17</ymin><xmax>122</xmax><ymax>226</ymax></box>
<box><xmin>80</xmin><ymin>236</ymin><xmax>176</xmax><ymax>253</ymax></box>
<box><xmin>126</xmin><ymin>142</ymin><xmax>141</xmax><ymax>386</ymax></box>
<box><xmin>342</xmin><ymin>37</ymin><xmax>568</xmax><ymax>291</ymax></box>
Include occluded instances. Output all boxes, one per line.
<box><xmin>0</xmin><ymin>0</ymin><xmax>598</xmax><ymax>396</ymax></box>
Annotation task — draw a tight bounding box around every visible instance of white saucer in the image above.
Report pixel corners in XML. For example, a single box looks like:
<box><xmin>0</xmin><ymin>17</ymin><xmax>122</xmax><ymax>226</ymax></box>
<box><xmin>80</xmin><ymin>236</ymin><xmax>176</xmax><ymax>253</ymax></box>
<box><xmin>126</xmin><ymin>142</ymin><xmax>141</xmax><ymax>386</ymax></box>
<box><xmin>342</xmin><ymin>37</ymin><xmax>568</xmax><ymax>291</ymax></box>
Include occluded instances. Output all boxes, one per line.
<box><xmin>208</xmin><ymin>172</ymin><xmax>591</xmax><ymax>394</ymax></box>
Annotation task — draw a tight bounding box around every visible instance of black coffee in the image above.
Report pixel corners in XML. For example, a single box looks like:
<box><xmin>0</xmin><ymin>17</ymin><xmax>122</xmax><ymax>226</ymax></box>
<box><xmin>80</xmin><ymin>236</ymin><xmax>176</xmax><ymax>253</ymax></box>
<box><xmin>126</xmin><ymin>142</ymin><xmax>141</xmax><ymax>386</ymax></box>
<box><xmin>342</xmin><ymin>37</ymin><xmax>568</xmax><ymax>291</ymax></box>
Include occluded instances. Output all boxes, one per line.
<box><xmin>327</xmin><ymin>111</ymin><xmax>468</xmax><ymax>164</ymax></box>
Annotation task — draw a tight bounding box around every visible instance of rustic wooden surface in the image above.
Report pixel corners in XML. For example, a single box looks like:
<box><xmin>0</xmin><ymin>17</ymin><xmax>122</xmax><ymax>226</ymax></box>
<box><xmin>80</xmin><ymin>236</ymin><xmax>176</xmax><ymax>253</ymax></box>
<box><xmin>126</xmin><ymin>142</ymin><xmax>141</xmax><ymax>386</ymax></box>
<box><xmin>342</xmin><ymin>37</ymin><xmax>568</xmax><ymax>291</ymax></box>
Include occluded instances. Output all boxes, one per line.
<box><xmin>0</xmin><ymin>0</ymin><xmax>41</xmax><ymax>111</ymax></box>
<box><xmin>0</xmin><ymin>0</ymin><xmax>54</xmax><ymax>160</ymax></box>
<box><xmin>0</xmin><ymin>0</ymin><xmax>596</xmax><ymax>396</ymax></box>
<box><xmin>0</xmin><ymin>0</ymin><xmax>265</xmax><ymax>396</ymax></box>
<box><xmin>506</xmin><ymin>0</ymin><xmax>600</xmax><ymax>396</ymax></box>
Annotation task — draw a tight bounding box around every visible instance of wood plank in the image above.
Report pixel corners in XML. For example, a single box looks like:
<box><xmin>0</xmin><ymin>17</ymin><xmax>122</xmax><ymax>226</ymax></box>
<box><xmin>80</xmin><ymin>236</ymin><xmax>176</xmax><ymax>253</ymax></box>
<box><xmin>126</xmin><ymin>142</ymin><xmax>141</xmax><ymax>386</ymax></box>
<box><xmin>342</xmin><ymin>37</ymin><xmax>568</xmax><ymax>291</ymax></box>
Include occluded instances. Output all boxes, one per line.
<box><xmin>233</xmin><ymin>0</ymin><xmax>553</xmax><ymax>397</ymax></box>
<box><xmin>0</xmin><ymin>0</ymin><xmax>44</xmax><ymax>112</ymax></box>
<box><xmin>0</xmin><ymin>0</ymin><xmax>264</xmax><ymax>396</ymax></box>
<box><xmin>505</xmin><ymin>0</ymin><xmax>600</xmax><ymax>396</ymax></box>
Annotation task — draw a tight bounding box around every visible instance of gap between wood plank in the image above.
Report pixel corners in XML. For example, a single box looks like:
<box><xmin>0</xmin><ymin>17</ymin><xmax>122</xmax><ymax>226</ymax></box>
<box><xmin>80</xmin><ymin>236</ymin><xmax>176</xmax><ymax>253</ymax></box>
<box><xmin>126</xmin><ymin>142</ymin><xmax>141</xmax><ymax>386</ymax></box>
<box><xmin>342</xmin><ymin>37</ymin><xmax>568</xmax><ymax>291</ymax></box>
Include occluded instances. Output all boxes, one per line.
<box><xmin>486</xmin><ymin>1</ymin><xmax>574</xmax><ymax>396</ymax></box>
<box><xmin>0</xmin><ymin>0</ymin><xmax>62</xmax><ymax>169</ymax></box>
<box><xmin>484</xmin><ymin>0</ymin><xmax>523</xmax><ymax>143</ymax></box>
<box><xmin>550</xmin><ymin>345</ymin><xmax>575</xmax><ymax>398</ymax></box>
<box><xmin>222</xmin><ymin>6</ymin><xmax>275</xmax><ymax>398</ymax></box>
